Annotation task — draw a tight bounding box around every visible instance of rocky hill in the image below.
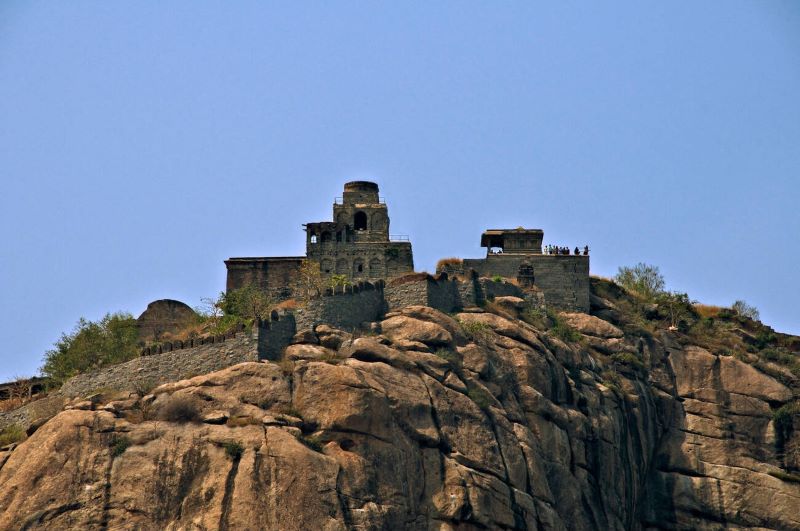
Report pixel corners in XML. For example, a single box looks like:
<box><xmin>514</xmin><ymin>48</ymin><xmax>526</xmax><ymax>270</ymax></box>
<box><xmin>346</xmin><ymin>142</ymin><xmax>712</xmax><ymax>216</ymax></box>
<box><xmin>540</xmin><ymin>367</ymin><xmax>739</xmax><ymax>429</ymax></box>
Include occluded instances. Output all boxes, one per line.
<box><xmin>0</xmin><ymin>279</ymin><xmax>798</xmax><ymax>530</ymax></box>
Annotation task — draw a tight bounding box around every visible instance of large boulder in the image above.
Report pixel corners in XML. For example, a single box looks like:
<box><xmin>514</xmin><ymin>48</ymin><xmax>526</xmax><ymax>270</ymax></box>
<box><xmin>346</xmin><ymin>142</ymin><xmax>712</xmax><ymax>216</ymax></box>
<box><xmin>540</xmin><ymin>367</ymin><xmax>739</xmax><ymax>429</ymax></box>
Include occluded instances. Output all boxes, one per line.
<box><xmin>559</xmin><ymin>312</ymin><xmax>623</xmax><ymax>339</ymax></box>
<box><xmin>380</xmin><ymin>315</ymin><xmax>453</xmax><ymax>347</ymax></box>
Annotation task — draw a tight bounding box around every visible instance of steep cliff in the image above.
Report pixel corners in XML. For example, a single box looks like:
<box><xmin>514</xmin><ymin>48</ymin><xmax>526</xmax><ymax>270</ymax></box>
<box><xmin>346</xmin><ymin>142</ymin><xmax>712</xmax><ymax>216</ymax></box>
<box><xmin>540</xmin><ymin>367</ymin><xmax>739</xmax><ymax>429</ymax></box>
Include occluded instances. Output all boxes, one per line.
<box><xmin>0</xmin><ymin>281</ymin><xmax>798</xmax><ymax>530</ymax></box>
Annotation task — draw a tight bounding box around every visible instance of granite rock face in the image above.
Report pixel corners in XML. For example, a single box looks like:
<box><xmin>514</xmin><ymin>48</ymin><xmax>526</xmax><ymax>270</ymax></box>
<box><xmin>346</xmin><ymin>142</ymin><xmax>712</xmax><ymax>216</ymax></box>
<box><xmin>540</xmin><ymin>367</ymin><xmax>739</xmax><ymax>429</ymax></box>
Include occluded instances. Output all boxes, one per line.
<box><xmin>1</xmin><ymin>305</ymin><xmax>798</xmax><ymax>530</ymax></box>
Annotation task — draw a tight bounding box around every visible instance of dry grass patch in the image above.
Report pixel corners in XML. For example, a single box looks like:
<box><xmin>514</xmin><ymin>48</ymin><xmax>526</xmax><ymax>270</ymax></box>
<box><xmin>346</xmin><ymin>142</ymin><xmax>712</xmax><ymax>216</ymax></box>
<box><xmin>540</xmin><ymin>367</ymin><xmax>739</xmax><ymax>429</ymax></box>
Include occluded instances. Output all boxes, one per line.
<box><xmin>695</xmin><ymin>304</ymin><xmax>724</xmax><ymax>319</ymax></box>
<box><xmin>275</xmin><ymin>299</ymin><xmax>298</xmax><ymax>310</ymax></box>
<box><xmin>436</xmin><ymin>257</ymin><xmax>463</xmax><ymax>270</ymax></box>
<box><xmin>159</xmin><ymin>395</ymin><xmax>201</xmax><ymax>423</ymax></box>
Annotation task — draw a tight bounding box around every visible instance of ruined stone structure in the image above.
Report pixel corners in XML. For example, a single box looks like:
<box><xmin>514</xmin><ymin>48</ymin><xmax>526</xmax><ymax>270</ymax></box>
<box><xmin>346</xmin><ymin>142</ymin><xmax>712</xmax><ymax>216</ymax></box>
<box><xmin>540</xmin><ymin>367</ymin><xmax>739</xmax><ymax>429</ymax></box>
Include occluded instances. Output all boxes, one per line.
<box><xmin>439</xmin><ymin>228</ymin><xmax>590</xmax><ymax>312</ymax></box>
<box><xmin>226</xmin><ymin>181</ymin><xmax>588</xmax><ymax>312</ymax></box>
<box><xmin>225</xmin><ymin>181</ymin><xmax>413</xmax><ymax>300</ymax></box>
<box><xmin>136</xmin><ymin>299</ymin><xmax>198</xmax><ymax>343</ymax></box>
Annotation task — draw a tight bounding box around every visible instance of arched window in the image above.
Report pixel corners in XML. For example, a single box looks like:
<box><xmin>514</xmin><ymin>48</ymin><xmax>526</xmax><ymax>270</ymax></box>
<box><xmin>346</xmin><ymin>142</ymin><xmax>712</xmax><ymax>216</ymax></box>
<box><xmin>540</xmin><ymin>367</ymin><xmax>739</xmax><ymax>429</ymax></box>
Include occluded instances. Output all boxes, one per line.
<box><xmin>354</xmin><ymin>211</ymin><xmax>368</xmax><ymax>230</ymax></box>
<box><xmin>353</xmin><ymin>258</ymin><xmax>365</xmax><ymax>277</ymax></box>
<box><xmin>310</xmin><ymin>235</ymin><xmax>318</xmax><ymax>244</ymax></box>
<box><xmin>336</xmin><ymin>258</ymin><xmax>349</xmax><ymax>274</ymax></box>
<box><xmin>321</xmin><ymin>232</ymin><xmax>332</xmax><ymax>242</ymax></box>
<box><xmin>336</xmin><ymin>231</ymin><xmax>343</xmax><ymax>242</ymax></box>
<box><xmin>320</xmin><ymin>259</ymin><xmax>333</xmax><ymax>274</ymax></box>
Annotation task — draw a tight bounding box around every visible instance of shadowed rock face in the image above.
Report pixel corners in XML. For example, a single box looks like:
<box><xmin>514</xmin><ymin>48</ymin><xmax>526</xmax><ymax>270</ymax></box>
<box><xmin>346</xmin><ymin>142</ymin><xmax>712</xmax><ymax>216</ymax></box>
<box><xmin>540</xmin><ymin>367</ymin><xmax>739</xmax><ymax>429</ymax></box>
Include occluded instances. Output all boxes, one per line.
<box><xmin>1</xmin><ymin>305</ymin><xmax>798</xmax><ymax>530</ymax></box>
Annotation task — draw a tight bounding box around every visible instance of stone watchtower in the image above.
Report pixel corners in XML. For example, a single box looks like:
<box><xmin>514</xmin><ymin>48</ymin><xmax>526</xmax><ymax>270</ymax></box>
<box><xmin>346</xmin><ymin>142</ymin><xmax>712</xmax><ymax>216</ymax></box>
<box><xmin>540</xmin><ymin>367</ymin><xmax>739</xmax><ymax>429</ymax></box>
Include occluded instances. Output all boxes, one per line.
<box><xmin>305</xmin><ymin>182</ymin><xmax>414</xmax><ymax>280</ymax></box>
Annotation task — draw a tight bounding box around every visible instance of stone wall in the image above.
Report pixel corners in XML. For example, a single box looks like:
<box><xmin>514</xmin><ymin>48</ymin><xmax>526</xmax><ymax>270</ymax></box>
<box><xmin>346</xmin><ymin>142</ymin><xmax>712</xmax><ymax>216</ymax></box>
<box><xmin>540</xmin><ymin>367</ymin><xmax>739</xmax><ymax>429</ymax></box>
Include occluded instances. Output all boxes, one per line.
<box><xmin>385</xmin><ymin>273</ymin><xmax>462</xmax><ymax>313</ymax></box>
<box><xmin>461</xmin><ymin>254</ymin><xmax>589</xmax><ymax>312</ymax></box>
<box><xmin>0</xmin><ymin>317</ymin><xmax>302</xmax><ymax>430</ymax></box>
<box><xmin>294</xmin><ymin>280</ymin><xmax>386</xmax><ymax>331</ymax></box>
<box><xmin>225</xmin><ymin>257</ymin><xmax>305</xmax><ymax>300</ymax></box>
<box><xmin>256</xmin><ymin>311</ymin><xmax>297</xmax><ymax>361</ymax></box>
<box><xmin>61</xmin><ymin>332</ymin><xmax>260</xmax><ymax>399</ymax></box>
<box><xmin>0</xmin><ymin>331</ymin><xmax>261</xmax><ymax>430</ymax></box>
<box><xmin>477</xmin><ymin>278</ymin><xmax>526</xmax><ymax>301</ymax></box>
<box><xmin>384</xmin><ymin>273</ymin><xmax>532</xmax><ymax>313</ymax></box>
<box><xmin>307</xmin><ymin>241</ymin><xmax>414</xmax><ymax>281</ymax></box>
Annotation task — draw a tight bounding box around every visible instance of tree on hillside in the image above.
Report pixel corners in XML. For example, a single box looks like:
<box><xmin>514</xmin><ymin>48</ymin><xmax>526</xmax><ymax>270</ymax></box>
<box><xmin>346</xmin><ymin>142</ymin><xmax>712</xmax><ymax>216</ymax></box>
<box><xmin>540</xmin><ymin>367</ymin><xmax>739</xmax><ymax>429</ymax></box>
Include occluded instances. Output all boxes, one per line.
<box><xmin>615</xmin><ymin>263</ymin><xmax>665</xmax><ymax>300</ymax></box>
<box><xmin>41</xmin><ymin>312</ymin><xmax>139</xmax><ymax>384</ymax></box>
<box><xmin>297</xmin><ymin>259</ymin><xmax>324</xmax><ymax>301</ymax></box>
<box><xmin>217</xmin><ymin>286</ymin><xmax>273</xmax><ymax>322</ymax></box>
<box><xmin>732</xmin><ymin>300</ymin><xmax>760</xmax><ymax>321</ymax></box>
<box><xmin>656</xmin><ymin>291</ymin><xmax>694</xmax><ymax>330</ymax></box>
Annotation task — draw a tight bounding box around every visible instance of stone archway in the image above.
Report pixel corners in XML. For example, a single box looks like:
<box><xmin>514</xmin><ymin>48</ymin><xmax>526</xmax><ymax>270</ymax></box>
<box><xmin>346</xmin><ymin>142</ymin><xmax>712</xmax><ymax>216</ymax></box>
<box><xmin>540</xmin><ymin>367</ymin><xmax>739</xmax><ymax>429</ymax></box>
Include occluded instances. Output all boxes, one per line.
<box><xmin>354</xmin><ymin>211</ymin><xmax>368</xmax><ymax>231</ymax></box>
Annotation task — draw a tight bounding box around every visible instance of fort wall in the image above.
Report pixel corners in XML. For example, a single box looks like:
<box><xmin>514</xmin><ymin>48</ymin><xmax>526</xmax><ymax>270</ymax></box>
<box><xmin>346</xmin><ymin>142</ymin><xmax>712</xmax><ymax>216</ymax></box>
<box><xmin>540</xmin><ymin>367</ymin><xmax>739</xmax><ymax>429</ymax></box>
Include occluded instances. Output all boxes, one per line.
<box><xmin>225</xmin><ymin>257</ymin><xmax>304</xmax><ymax>300</ymax></box>
<box><xmin>461</xmin><ymin>255</ymin><xmax>589</xmax><ymax>312</ymax></box>
<box><xmin>294</xmin><ymin>280</ymin><xmax>386</xmax><ymax>331</ymax></box>
<box><xmin>0</xmin><ymin>330</ymin><xmax>261</xmax><ymax>430</ymax></box>
<box><xmin>256</xmin><ymin>311</ymin><xmax>297</xmax><ymax>361</ymax></box>
<box><xmin>384</xmin><ymin>273</ymin><xmax>533</xmax><ymax>313</ymax></box>
<box><xmin>385</xmin><ymin>273</ymin><xmax>462</xmax><ymax>313</ymax></box>
<box><xmin>0</xmin><ymin>316</ymin><xmax>299</xmax><ymax>430</ymax></box>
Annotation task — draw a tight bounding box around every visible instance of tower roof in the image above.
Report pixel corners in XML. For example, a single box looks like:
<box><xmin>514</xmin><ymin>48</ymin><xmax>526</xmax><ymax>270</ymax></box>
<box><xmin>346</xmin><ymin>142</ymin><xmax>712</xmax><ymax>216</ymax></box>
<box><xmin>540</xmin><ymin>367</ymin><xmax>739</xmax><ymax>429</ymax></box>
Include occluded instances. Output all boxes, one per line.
<box><xmin>344</xmin><ymin>181</ymin><xmax>379</xmax><ymax>193</ymax></box>
<box><xmin>480</xmin><ymin>228</ymin><xmax>543</xmax><ymax>247</ymax></box>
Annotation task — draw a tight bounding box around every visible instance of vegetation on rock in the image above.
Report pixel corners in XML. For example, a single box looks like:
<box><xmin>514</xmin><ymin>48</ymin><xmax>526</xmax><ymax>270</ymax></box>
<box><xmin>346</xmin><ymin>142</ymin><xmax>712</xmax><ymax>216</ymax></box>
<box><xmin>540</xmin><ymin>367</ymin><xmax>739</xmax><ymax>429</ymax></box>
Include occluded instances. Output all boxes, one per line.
<box><xmin>614</xmin><ymin>262</ymin><xmax>665</xmax><ymax>300</ymax></box>
<box><xmin>0</xmin><ymin>424</ymin><xmax>25</xmax><ymax>446</ymax></box>
<box><xmin>41</xmin><ymin>312</ymin><xmax>139</xmax><ymax>384</ymax></box>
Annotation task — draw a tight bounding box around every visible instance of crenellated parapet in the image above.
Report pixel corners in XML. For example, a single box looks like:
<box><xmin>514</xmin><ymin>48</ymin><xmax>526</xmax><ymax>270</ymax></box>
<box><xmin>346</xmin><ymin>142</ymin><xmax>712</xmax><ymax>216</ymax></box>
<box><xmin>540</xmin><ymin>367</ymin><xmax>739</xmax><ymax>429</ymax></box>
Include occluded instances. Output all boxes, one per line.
<box><xmin>139</xmin><ymin>322</ymin><xmax>249</xmax><ymax>357</ymax></box>
<box><xmin>294</xmin><ymin>280</ymin><xmax>385</xmax><ymax>331</ymax></box>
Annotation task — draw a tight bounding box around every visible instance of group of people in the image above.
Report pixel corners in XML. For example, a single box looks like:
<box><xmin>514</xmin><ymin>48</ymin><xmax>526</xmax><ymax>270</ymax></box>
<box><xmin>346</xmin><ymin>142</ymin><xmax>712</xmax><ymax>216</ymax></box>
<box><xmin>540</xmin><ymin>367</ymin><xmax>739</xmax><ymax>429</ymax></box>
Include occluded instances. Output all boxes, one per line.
<box><xmin>544</xmin><ymin>245</ymin><xmax>589</xmax><ymax>256</ymax></box>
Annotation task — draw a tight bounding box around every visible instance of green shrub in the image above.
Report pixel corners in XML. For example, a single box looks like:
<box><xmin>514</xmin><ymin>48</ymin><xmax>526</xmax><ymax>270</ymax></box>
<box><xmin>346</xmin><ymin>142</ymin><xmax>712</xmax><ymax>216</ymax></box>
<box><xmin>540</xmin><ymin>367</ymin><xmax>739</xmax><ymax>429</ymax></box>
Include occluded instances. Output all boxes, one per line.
<box><xmin>600</xmin><ymin>370</ymin><xmax>623</xmax><ymax>396</ymax></box>
<box><xmin>521</xmin><ymin>307</ymin><xmax>547</xmax><ymax>325</ymax></box>
<box><xmin>755</xmin><ymin>330</ymin><xmax>776</xmax><ymax>350</ymax></box>
<box><xmin>159</xmin><ymin>395</ymin><xmax>201</xmax><ymax>423</ymax></box>
<box><xmin>41</xmin><ymin>312</ymin><xmax>139</xmax><ymax>384</ymax></box>
<box><xmin>655</xmin><ymin>291</ymin><xmax>694</xmax><ymax>329</ymax></box>
<box><xmin>433</xmin><ymin>348</ymin><xmax>460</xmax><ymax>366</ymax></box>
<box><xmin>459</xmin><ymin>320</ymin><xmax>492</xmax><ymax>343</ymax></box>
<box><xmin>223</xmin><ymin>440</ymin><xmax>244</xmax><ymax>459</ymax></box>
<box><xmin>773</xmin><ymin>402</ymin><xmax>798</xmax><ymax>443</ymax></box>
<box><xmin>109</xmin><ymin>435</ymin><xmax>131</xmax><ymax>457</ymax></box>
<box><xmin>0</xmin><ymin>424</ymin><xmax>26</xmax><ymax>446</ymax></box>
<box><xmin>133</xmin><ymin>378</ymin><xmax>158</xmax><ymax>397</ymax></box>
<box><xmin>466</xmin><ymin>384</ymin><xmax>493</xmax><ymax>411</ymax></box>
<box><xmin>547</xmin><ymin>312</ymin><xmax>581</xmax><ymax>343</ymax></box>
<box><xmin>614</xmin><ymin>263</ymin><xmax>665</xmax><ymax>300</ymax></box>
<box><xmin>217</xmin><ymin>286</ymin><xmax>274</xmax><ymax>322</ymax></box>
<box><xmin>491</xmin><ymin>275</ymin><xmax>503</xmax><ymax>283</ymax></box>
<box><xmin>328</xmin><ymin>274</ymin><xmax>351</xmax><ymax>289</ymax></box>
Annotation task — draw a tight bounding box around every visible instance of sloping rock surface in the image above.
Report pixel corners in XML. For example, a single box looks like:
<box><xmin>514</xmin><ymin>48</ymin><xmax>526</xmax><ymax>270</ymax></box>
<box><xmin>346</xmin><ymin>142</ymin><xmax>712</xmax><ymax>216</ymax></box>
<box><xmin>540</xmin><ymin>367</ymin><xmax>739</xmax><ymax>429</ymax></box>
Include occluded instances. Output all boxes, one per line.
<box><xmin>1</xmin><ymin>306</ymin><xmax>799</xmax><ymax>530</ymax></box>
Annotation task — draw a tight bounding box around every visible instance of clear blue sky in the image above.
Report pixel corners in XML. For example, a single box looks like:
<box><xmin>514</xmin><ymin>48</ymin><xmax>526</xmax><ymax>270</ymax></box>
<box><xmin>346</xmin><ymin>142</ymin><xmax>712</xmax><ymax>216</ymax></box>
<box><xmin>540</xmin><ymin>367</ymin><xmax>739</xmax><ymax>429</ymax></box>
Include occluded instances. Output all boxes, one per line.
<box><xmin>1</xmin><ymin>2</ymin><xmax>798</xmax><ymax>381</ymax></box>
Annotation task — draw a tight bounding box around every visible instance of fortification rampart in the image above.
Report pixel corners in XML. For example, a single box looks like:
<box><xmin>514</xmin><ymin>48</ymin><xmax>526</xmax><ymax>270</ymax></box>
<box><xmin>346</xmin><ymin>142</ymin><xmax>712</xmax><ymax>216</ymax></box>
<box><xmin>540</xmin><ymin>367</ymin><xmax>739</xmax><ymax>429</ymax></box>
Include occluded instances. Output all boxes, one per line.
<box><xmin>460</xmin><ymin>254</ymin><xmax>589</xmax><ymax>312</ymax></box>
<box><xmin>294</xmin><ymin>280</ymin><xmax>385</xmax><ymax>331</ymax></box>
<box><xmin>0</xmin><ymin>314</ymin><xmax>300</xmax><ymax>430</ymax></box>
<box><xmin>256</xmin><ymin>311</ymin><xmax>297</xmax><ymax>361</ymax></box>
<box><xmin>0</xmin><ymin>330</ymin><xmax>261</xmax><ymax>430</ymax></box>
<box><xmin>383</xmin><ymin>272</ymin><xmax>537</xmax><ymax>313</ymax></box>
<box><xmin>385</xmin><ymin>273</ymin><xmax>462</xmax><ymax>313</ymax></box>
